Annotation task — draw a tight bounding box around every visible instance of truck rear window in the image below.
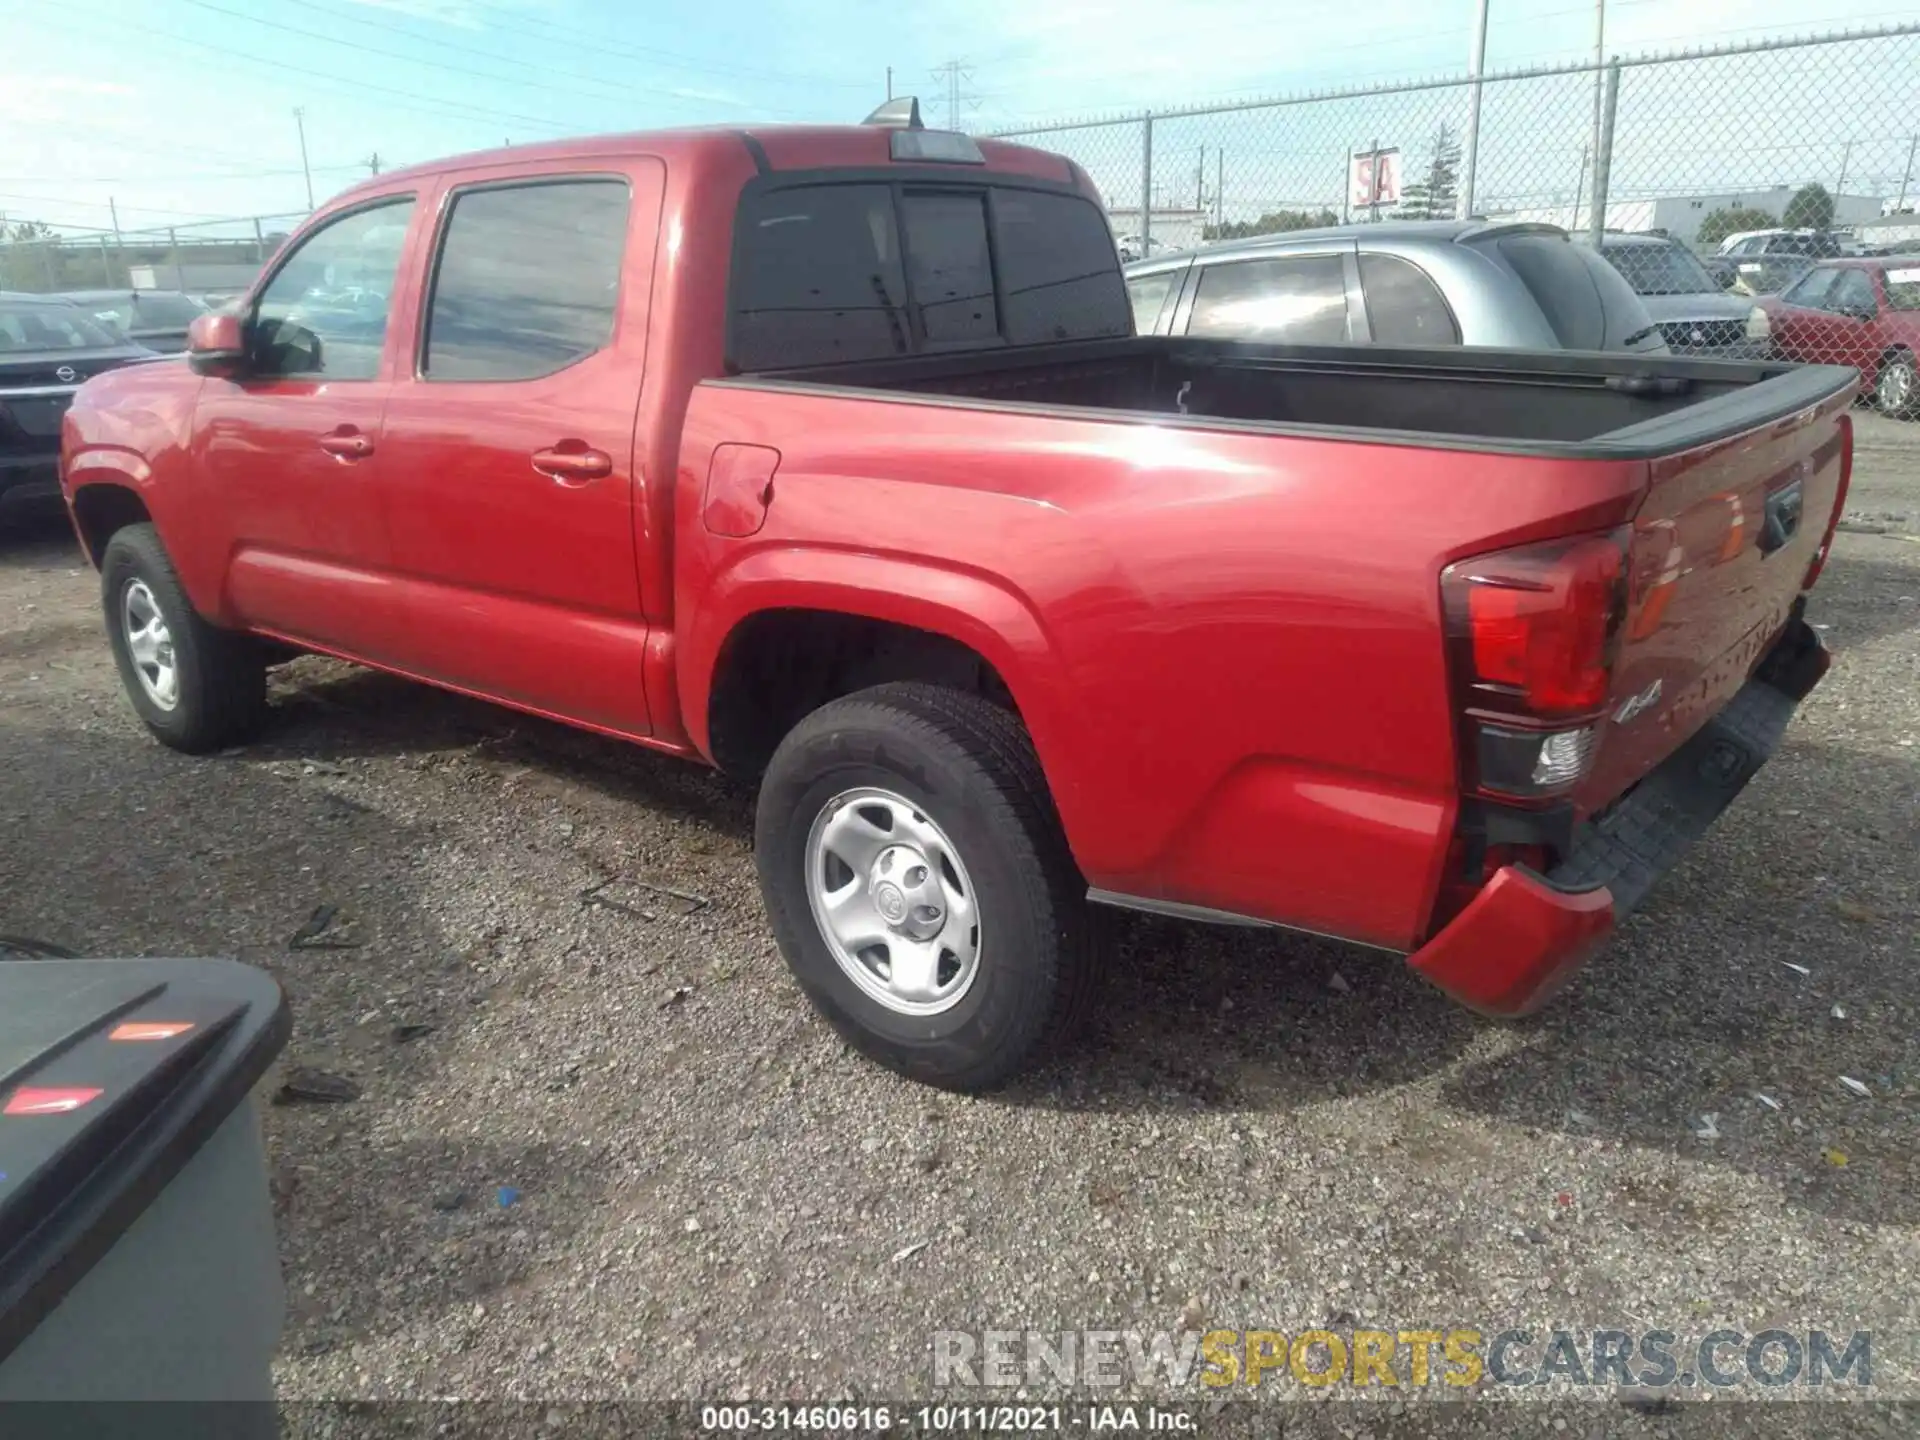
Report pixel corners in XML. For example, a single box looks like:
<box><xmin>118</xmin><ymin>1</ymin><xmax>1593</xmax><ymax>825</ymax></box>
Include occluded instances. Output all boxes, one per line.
<box><xmin>730</xmin><ymin>181</ymin><xmax>1129</xmax><ymax>371</ymax></box>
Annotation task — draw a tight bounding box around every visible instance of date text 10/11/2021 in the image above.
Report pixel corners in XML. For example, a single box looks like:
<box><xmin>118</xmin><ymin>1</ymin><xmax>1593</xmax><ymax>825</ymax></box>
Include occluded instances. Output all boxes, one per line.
<box><xmin>699</xmin><ymin>1405</ymin><xmax>1198</xmax><ymax>1432</ymax></box>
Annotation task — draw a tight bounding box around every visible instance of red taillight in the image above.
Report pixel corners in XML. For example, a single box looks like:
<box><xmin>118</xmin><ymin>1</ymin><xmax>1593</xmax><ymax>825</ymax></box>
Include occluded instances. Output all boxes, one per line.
<box><xmin>1802</xmin><ymin>411</ymin><xmax>1851</xmax><ymax>593</ymax></box>
<box><xmin>1442</xmin><ymin>530</ymin><xmax>1629</xmax><ymax>801</ymax></box>
<box><xmin>1446</xmin><ymin>533</ymin><xmax>1628</xmax><ymax>718</ymax></box>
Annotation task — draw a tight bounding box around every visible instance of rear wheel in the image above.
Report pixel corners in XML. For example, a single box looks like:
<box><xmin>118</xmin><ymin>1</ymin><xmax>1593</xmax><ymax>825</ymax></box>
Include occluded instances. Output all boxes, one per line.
<box><xmin>1876</xmin><ymin>351</ymin><xmax>1918</xmax><ymax>419</ymax></box>
<box><xmin>101</xmin><ymin>523</ymin><xmax>268</xmax><ymax>753</ymax></box>
<box><xmin>754</xmin><ymin>682</ymin><xmax>1094</xmax><ymax>1091</ymax></box>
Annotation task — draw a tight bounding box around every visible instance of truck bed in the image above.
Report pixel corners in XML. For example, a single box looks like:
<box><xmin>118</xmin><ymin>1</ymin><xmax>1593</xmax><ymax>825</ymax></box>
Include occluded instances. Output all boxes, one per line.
<box><xmin>738</xmin><ymin>336</ymin><xmax>1855</xmax><ymax>457</ymax></box>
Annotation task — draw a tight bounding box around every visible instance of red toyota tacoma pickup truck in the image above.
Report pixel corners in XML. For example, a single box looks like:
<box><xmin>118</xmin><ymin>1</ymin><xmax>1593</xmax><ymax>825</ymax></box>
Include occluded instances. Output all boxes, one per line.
<box><xmin>62</xmin><ymin>111</ymin><xmax>1854</xmax><ymax>1090</ymax></box>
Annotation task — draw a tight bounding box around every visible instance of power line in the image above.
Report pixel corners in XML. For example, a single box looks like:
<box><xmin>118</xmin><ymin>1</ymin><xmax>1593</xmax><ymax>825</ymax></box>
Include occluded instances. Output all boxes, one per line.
<box><xmin>282</xmin><ymin>0</ymin><xmax>857</xmax><ymax>103</ymax></box>
<box><xmin>0</xmin><ymin>165</ymin><xmax>364</xmax><ymax>185</ymax></box>
<box><xmin>29</xmin><ymin>9</ymin><xmax>581</xmax><ymax>138</ymax></box>
<box><xmin>0</xmin><ymin>190</ymin><xmax>246</xmax><ymax>221</ymax></box>
<box><xmin>441</xmin><ymin>0</ymin><xmax>875</xmax><ymax>90</ymax></box>
<box><xmin>176</xmin><ymin>0</ymin><xmax>801</xmax><ymax>120</ymax></box>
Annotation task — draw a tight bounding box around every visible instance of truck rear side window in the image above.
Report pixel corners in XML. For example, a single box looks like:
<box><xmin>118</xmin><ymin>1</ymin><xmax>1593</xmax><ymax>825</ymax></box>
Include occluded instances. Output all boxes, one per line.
<box><xmin>992</xmin><ymin>190</ymin><xmax>1131</xmax><ymax>345</ymax></box>
<box><xmin>730</xmin><ymin>181</ymin><xmax>1128</xmax><ymax>370</ymax></box>
<box><xmin>733</xmin><ymin>185</ymin><xmax>910</xmax><ymax>371</ymax></box>
<box><xmin>423</xmin><ymin>179</ymin><xmax>629</xmax><ymax>382</ymax></box>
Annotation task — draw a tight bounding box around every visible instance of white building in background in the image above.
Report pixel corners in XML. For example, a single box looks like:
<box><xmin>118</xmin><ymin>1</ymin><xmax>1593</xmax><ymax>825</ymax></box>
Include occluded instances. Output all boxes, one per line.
<box><xmin>1486</xmin><ymin>187</ymin><xmax>1886</xmax><ymax>247</ymax></box>
<box><xmin>1103</xmin><ymin>207</ymin><xmax>1209</xmax><ymax>257</ymax></box>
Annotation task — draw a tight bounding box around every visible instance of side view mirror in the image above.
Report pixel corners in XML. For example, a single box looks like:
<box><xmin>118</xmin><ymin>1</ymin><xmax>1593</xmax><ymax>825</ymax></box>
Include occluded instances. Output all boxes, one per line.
<box><xmin>186</xmin><ymin>312</ymin><xmax>246</xmax><ymax>377</ymax></box>
<box><xmin>1835</xmin><ymin>305</ymin><xmax>1874</xmax><ymax>322</ymax></box>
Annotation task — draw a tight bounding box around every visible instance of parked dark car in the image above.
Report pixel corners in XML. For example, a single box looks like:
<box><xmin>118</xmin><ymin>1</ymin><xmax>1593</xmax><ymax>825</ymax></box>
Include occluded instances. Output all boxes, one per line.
<box><xmin>59</xmin><ymin>289</ymin><xmax>209</xmax><ymax>354</ymax></box>
<box><xmin>1</xmin><ymin>293</ymin><xmax>152</xmax><ymax>518</ymax></box>
<box><xmin>1759</xmin><ymin>256</ymin><xmax>1920</xmax><ymax>417</ymax></box>
<box><xmin>1581</xmin><ymin>233</ymin><xmax>1770</xmax><ymax>358</ymax></box>
<box><xmin>1125</xmin><ymin>220</ymin><xmax>1667</xmax><ymax>353</ymax></box>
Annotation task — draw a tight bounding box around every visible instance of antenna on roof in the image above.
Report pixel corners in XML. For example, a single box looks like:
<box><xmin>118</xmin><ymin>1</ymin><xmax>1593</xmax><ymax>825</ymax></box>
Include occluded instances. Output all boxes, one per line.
<box><xmin>863</xmin><ymin>96</ymin><xmax>923</xmax><ymax>130</ymax></box>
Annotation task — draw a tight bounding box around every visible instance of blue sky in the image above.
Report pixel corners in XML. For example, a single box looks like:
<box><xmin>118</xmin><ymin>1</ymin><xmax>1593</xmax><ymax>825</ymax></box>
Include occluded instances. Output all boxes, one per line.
<box><xmin>2</xmin><ymin>0</ymin><xmax>1915</xmax><ymax>235</ymax></box>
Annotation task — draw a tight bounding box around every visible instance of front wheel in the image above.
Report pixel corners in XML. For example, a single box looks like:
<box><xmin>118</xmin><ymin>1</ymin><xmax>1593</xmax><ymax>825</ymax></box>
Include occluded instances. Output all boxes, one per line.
<box><xmin>101</xmin><ymin>523</ymin><xmax>268</xmax><ymax>753</ymax></box>
<box><xmin>1876</xmin><ymin>352</ymin><xmax>1918</xmax><ymax>419</ymax></box>
<box><xmin>754</xmin><ymin>683</ymin><xmax>1094</xmax><ymax>1091</ymax></box>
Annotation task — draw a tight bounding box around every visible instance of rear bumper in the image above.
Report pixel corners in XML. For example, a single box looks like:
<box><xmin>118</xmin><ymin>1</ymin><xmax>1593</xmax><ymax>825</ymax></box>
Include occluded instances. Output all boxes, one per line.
<box><xmin>1409</xmin><ymin>617</ymin><xmax>1829</xmax><ymax>1015</ymax></box>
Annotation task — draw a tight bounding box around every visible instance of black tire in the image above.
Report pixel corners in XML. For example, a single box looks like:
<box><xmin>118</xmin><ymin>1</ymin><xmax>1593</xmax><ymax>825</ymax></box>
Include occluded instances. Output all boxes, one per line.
<box><xmin>755</xmin><ymin>682</ymin><xmax>1095</xmax><ymax>1091</ymax></box>
<box><xmin>1876</xmin><ymin>351</ymin><xmax>1918</xmax><ymax>420</ymax></box>
<box><xmin>101</xmin><ymin>522</ymin><xmax>268</xmax><ymax>753</ymax></box>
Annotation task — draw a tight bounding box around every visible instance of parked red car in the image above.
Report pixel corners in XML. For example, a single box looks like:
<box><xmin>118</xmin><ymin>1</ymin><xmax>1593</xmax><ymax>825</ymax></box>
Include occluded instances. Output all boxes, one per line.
<box><xmin>62</xmin><ymin>112</ymin><xmax>1853</xmax><ymax>1089</ymax></box>
<box><xmin>1758</xmin><ymin>256</ymin><xmax>1920</xmax><ymax>417</ymax></box>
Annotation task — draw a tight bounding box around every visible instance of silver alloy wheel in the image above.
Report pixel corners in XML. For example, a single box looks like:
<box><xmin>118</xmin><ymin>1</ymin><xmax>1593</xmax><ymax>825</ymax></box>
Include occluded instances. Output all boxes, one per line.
<box><xmin>1882</xmin><ymin>358</ymin><xmax>1915</xmax><ymax>414</ymax></box>
<box><xmin>121</xmin><ymin>579</ymin><xmax>180</xmax><ymax>712</ymax></box>
<box><xmin>803</xmin><ymin>786</ymin><xmax>981</xmax><ymax>1016</ymax></box>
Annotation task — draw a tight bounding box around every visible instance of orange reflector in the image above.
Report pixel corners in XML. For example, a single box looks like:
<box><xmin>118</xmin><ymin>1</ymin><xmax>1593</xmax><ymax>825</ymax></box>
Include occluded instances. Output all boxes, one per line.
<box><xmin>110</xmin><ymin>1021</ymin><xmax>196</xmax><ymax>1042</ymax></box>
<box><xmin>5</xmin><ymin>1087</ymin><xmax>104</xmax><ymax>1116</ymax></box>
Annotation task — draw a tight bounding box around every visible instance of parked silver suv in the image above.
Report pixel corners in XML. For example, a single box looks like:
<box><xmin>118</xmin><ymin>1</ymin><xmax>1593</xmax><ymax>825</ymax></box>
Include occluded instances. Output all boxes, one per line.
<box><xmin>1124</xmin><ymin>220</ymin><xmax>1667</xmax><ymax>353</ymax></box>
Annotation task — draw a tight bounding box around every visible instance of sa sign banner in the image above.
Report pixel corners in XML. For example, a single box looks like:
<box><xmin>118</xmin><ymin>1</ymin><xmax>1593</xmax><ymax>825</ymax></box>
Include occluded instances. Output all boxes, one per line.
<box><xmin>1350</xmin><ymin>148</ymin><xmax>1403</xmax><ymax>209</ymax></box>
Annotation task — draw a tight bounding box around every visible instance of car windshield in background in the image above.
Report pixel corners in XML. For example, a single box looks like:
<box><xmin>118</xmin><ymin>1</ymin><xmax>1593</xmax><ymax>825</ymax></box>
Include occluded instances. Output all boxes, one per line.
<box><xmin>1884</xmin><ymin>265</ymin><xmax>1920</xmax><ymax>310</ymax></box>
<box><xmin>0</xmin><ymin>301</ymin><xmax>125</xmax><ymax>352</ymax></box>
<box><xmin>1604</xmin><ymin>243</ymin><xmax>1718</xmax><ymax>296</ymax></box>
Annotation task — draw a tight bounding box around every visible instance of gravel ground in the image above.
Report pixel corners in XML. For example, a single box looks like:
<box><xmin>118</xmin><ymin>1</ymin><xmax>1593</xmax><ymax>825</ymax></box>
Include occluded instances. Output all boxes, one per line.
<box><xmin>2</xmin><ymin>414</ymin><xmax>1917</xmax><ymax>1436</ymax></box>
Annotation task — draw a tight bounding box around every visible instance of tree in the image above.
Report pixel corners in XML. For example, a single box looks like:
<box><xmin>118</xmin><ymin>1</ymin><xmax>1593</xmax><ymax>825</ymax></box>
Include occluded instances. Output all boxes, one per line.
<box><xmin>1783</xmin><ymin>182</ymin><xmax>1835</xmax><ymax>230</ymax></box>
<box><xmin>1392</xmin><ymin>123</ymin><xmax>1462</xmax><ymax>221</ymax></box>
<box><xmin>1695</xmin><ymin>205</ymin><xmax>1778</xmax><ymax>248</ymax></box>
<box><xmin>1203</xmin><ymin>208</ymin><xmax>1338</xmax><ymax>241</ymax></box>
<box><xmin>7</xmin><ymin>219</ymin><xmax>55</xmax><ymax>242</ymax></box>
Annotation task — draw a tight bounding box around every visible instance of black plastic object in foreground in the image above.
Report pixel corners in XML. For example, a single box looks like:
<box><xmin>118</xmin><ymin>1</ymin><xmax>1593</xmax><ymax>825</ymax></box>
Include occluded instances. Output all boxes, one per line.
<box><xmin>0</xmin><ymin>956</ymin><xmax>289</xmax><ymax>1416</ymax></box>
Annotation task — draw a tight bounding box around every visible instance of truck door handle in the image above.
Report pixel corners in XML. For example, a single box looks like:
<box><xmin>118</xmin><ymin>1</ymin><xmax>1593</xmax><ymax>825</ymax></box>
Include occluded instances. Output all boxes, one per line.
<box><xmin>318</xmin><ymin>428</ymin><xmax>374</xmax><ymax>461</ymax></box>
<box><xmin>531</xmin><ymin>445</ymin><xmax>613</xmax><ymax>484</ymax></box>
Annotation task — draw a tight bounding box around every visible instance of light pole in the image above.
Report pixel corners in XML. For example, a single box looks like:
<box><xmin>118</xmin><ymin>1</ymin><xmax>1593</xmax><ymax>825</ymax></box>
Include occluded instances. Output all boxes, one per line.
<box><xmin>1587</xmin><ymin>0</ymin><xmax>1606</xmax><ymax>234</ymax></box>
<box><xmin>293</xmin><ymin>107</ymin><xmax>314</xmax><ymax>210</ymax></box>
<box><xmin>1458</xmin><ymin>0</ymin><xmax>1490</xmax><ymax>219</ymax></box>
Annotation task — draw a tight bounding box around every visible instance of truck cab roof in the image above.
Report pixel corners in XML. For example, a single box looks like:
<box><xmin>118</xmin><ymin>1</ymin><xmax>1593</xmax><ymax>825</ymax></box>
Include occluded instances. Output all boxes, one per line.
<box><xmin>332</xmin><ymin>125</ymin><xmax>1084</xmax><ymax>203</ymax></box>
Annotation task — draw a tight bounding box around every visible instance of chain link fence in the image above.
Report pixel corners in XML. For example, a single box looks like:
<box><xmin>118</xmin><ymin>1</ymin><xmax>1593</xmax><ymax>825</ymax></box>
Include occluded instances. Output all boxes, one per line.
<box><xmin>989</xmin><ymin>23</ymin><xmax>1920</xmax><ymax>405</ymax></box>
<box><xmin>0</xmin><ymin>213</ymin><xmax>305</xmax><ymax>299</ymax></box>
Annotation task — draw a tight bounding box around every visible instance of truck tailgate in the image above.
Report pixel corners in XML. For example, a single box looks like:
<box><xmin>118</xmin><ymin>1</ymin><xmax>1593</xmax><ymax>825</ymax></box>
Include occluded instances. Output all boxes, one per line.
<box><xmin>1578</xmin><ymin>391</ymin><xmax>1852</xmax><ymax>812</ymax></box>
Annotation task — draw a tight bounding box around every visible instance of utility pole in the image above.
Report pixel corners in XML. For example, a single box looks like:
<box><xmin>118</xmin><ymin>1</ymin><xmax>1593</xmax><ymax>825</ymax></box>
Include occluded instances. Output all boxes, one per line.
<box><xmin>1214</xmin><ymin>148</ymin><xmax>1223</xmax><ymax>231</ymax></box>
<box><xmin>365</xmin><ymin>152</ymin><xmax>382</xmax><ymax>176</ymax></box>
<box><xmin>1587</xmin><ymin>0</ymin><xmax>1606</xmax><ymax>233</ymax></box>
<box><xmin>108</xmin><ymin>197</ymin><xmax>123</xmax><ymax>246</ymax></box>
<box><xmin>1458</xmin><ymin>0</ymin><xmax>1490</xmax><ymax>219</ymax></box>
<box><xmin>1835</xmin><ymin>139</ymin><xmax>1852</xmax><ymax>203</ymax></box>
<box><xmin>293</xmin><ymin>107</ymin><xmax>314</xmax><ymax>209</ymax></box>
<box><xmin>1898</xmin><ymin>133</ymin><xmax>1918</xmax><ymax>213</ymax></box>
<box><xmin>886</xmin><ymin>66</ymin><xmax>892</xmax><ymax>101</ymax></box>
<box><xmin>1196</xmin><ymin>146</ymin><xmax>1205</xmax><ymax>210</ymax></box>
